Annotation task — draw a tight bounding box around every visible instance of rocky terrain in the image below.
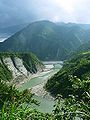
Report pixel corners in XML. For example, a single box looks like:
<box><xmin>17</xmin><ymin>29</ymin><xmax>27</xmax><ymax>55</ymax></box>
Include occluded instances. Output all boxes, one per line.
<box><xmin>0</xmin><ymin>52</ymin><xmax>44</xmax><ymax>85</ymax></box>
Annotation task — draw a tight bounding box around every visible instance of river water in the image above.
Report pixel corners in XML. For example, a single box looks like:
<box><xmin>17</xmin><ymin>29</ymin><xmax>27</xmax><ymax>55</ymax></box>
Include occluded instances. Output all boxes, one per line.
<box><xmin>18</xmin><ymin>61</ymin><xmax>63</xmax><ymax>113</ymax></box>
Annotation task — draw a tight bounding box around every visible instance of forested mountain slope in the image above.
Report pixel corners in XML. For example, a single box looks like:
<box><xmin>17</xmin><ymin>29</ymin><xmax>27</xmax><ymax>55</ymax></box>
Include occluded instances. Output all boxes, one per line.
<box><xmin>0</xmin><ymin>21</ymin><xmax>90</xmax><ymax>60</ymax></box>
<box><xmin>77</xmin><ymin>41</ymin><xmax>90</xmax><ymax>52</ymax></box>
<box><xmin>0</xmin><ymin>23</ymin><xmax>28</xmax><ymax>42</ymax></box>
<box><xmin>46</xmin><ymin>51</ymin><xmax>90</xmax><ymax>98</ymax></box>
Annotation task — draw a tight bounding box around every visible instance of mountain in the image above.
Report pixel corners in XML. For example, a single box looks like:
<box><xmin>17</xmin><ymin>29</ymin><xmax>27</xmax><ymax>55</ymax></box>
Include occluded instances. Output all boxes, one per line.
<box><xmin>0</xmin><ymin>20</ymin><xmax>90</xmax><ymax>60</ymax></box>
<box><xmin>45</xmin><ymin>51</ymin><xmax>90</xmax><ymax>98</ymax></box>
<box><xmin>65</xmin><ymin>41</ymin><xmax>90</xmax><ymax>60</ymax></box>
<box><xmin>57</xmin><ymin>22</ymin><xmax>90</xmax><ymax>30</ymax></box>
<box><xmin>0</xmin><ymin>52</ymin><xmax>43</xmax><ymax>82</ymax></box>
<box><xmin>67</xmin><ymin>41</ymin><xmax>90</xmax><ymax>59</ymax></box>
<box><xmin>77</xmin><ymin>42</ymin><xmax>90</xmax><ymax>51</ymax></box>
<box><xmin>74</xmin><ymin>41</ymin><xmax>90</xmax><ymax>55</ymax></box>
<box><xmin>0</xmin><ymin>23</ymin><xmax>28</xmax><ymax>42</ymax></box>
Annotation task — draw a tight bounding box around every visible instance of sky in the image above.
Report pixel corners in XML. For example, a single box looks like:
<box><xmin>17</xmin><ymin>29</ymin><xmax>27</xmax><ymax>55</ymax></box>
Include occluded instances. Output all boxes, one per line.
<box><xmin>0</xmin><ymin>0</ymin><xmax>90</xmax><ymax>27</ymax></box>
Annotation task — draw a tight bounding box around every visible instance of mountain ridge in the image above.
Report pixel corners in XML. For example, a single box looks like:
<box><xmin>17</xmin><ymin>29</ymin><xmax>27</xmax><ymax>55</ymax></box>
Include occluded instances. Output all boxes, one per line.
<box><xmin>1</xmin><ymin>20</ymin><xmax>90</xmax><ymax>60</ymax></box>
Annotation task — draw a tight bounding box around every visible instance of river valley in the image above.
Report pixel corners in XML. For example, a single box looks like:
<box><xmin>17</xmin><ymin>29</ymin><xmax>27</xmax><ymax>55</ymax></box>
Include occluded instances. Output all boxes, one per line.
<box><xmin>18</xmin><ymin>61</ymin><xmax>62</xmax><ymax>113</ymax></box>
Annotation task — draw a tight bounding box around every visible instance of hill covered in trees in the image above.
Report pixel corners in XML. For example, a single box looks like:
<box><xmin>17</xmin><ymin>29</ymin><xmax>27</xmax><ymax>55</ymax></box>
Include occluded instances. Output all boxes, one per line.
<box><xmin>44</xmin><ymin>51</ymin><xmax>90</xmax><ymax>119</ymax></box>
<box><xmin>0</xmin><ymin>21</ymin><xmax>90</xmax><ymax>60</ymax></box>
<box><xmin>46</xmin><ymin>51</ymin><xmax>90</xmax><ymax>98</ymax></box>
<box><xmin>76</xmin><ymin>41</ymin><xmax>90</xmax><ymax>52</ymax></box>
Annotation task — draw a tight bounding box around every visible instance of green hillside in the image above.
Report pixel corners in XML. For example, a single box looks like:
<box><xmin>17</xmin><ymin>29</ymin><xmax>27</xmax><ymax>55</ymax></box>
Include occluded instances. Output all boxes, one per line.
<box><xmin>0</xmin><ymin>20</ymin><xmax>89</xmax><ymax>60</ymax></box>
<box><xmin>46</xmin><ymin>51</ymin><xmax>90</xmax><ymax>98</ymax></box>
<box><xmin>66</xmin><ymin>41</ymin><xmax>90</xmax><ymax>60</ymax></box>
<box><xmin>77</xmin><ymin>41</ymin><xmax>90</xmax><ymax>52</ymax></box>
<box><xmin>0</xmin><ymin>62</ymin><xmax>12</xmax><ymax>81</ymax></box>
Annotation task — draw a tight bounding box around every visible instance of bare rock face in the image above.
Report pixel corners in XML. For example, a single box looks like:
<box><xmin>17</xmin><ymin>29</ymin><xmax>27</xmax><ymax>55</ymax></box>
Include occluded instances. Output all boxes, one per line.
<box><xmin>14</xmin><ymin>57</ymin><xmax>28</xmax><ymax>76</ymax></box>
<box><xmin>0</xmin><ymin>59</ymin><xmax>2</xmax><ymax>64</ymax></box>
<box><xmin>2</xmin><ymin>57</ymin><xmax>36</xmax><ymax>85</ymax></box>
<box><xmin>3</xmin><ymin>57</ymin><xmax>20</xmax><ymax>78</ymax></box>
<box><xmin>3</xmin><ymin>57</ymin><xmax>30</xmax><ymax>79</ymax></box>
<box><xmin>0</xmin><ymin>53</ymin><xmax>44</xmax><ymax>83</ymax></box>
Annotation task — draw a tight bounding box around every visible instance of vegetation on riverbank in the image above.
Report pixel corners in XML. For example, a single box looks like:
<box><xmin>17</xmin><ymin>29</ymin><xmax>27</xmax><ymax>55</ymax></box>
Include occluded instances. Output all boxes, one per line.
<box><xmin>45</xmin><ymin>51</ymin><xmax>90</xmax><ymax>119</ymax></box>
<box><xmin>0</xmin><ymin>78</ymin><xmax>90</xmax><ymax>120</ymax></box>
<box><xmin>46</xmin><ymin>51</ymin><xmax>90</xmax><ymax>98</ymax></box>
<box><xmin>0</xmin><ymin>80</ymin><xmax>50</xmax><ymax>120</ymax></box>
<box><xmin>0</xmin><ymin>51</ymin><xmax>90</xmax><ymax>119</ymax></box>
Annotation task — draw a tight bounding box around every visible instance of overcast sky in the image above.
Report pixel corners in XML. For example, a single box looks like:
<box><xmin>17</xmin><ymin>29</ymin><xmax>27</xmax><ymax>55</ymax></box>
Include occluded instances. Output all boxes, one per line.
<box><xmin>0</xmin><ymin>0</ymin><xmax>90</xmax><ymax>27</ymax></box>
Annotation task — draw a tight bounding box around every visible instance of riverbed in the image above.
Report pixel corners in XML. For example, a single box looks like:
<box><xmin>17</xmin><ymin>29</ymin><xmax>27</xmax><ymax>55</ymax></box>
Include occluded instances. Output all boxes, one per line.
<box><xmin>18</xmin><ymin>61</ymin><xmax>62</xmax><ymax>113</ymax></box>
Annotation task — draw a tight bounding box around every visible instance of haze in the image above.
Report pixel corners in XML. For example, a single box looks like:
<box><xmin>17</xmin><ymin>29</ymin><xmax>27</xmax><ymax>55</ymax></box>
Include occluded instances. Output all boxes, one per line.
<box><xmin>0</xmin><ymin>0</ymin><xmax>90</xmax><ymax>27</ymax></box>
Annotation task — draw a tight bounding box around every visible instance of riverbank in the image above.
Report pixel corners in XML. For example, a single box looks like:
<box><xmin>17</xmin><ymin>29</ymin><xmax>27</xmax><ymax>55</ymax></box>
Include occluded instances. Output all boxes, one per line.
<box><xmin>18</xmin><ymin>62</ymin><xmax>62</xmax><ymax>113</ymax></box>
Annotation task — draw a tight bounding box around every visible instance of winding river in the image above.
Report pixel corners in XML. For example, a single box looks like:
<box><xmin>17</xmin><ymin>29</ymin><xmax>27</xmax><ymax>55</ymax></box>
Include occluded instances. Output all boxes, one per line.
<box><xmin>18</xmin><ymin>61</ymin><xmax>63</xmax><ymax>113</ymax></box>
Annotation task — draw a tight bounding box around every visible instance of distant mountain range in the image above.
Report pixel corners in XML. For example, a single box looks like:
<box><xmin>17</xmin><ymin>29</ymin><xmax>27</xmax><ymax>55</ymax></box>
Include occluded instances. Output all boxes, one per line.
<box><xmin>56</xmin><ymin>22</ymin><xmax>90</xmax><ymax>30</ymax></box>
<box><xmin>0</xmin><ymin>20</ymin><xmax>90</xmax><ymax>60</ymax></box>
<box><xmin>0</xmin><ymin>23</ymin><xmax>28</xmax><ymax>42</ymax></box>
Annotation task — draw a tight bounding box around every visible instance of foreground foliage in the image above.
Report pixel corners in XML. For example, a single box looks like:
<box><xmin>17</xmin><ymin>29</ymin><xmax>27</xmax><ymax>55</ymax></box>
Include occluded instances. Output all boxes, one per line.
<box><xmin>0</xmin><ymin>80</ymin><xmax>50</xmax><ymax>120</ymax></box>
<box><xmin>0</xmin><ymin>103</ymin><xmax>51</xmax><ymax>120</ymax></box>
<box><xmin>0</xmin><ymin>74</ymin><xmax>90</xmax><ymax>119</ymax></box>
<box><xmin>53</xmin><ymin>92</ymin><xmax>90</xmax><ymax>120</ymax></box>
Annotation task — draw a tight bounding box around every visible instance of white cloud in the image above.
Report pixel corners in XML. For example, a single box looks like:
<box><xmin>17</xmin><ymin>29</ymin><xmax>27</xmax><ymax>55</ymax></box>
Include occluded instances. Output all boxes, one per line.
<box><xmin>28</xmin><ymin>0</ymin><xmax>90</xmax><ymax>23</ymax></box>
<box><xmin>0</xmin><ymin>0</ymin><xmax>90</xmax><ymax>26</ymax></box>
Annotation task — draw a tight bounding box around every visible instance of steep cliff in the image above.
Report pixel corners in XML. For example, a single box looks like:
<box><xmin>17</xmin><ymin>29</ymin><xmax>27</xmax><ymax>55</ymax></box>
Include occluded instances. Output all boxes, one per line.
<box><xmin>0</xmin><ymin>52</ymin><xmax>44</xmax><ymax>82</ymax></box>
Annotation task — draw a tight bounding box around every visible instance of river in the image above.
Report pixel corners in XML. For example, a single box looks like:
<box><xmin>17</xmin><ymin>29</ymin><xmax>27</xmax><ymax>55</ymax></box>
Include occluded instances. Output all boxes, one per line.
<box><xmin>18</xmin><ymin>61</ymin><xmax>63</xmax><ymax>113</ymax></box>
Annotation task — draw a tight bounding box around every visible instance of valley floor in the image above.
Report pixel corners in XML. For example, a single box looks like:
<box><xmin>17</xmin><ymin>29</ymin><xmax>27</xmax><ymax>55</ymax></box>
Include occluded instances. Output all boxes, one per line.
<box><xmin>17</xmin><ymin>61</ymin><xmax>62</xmax><ymax>113</ymax></box>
